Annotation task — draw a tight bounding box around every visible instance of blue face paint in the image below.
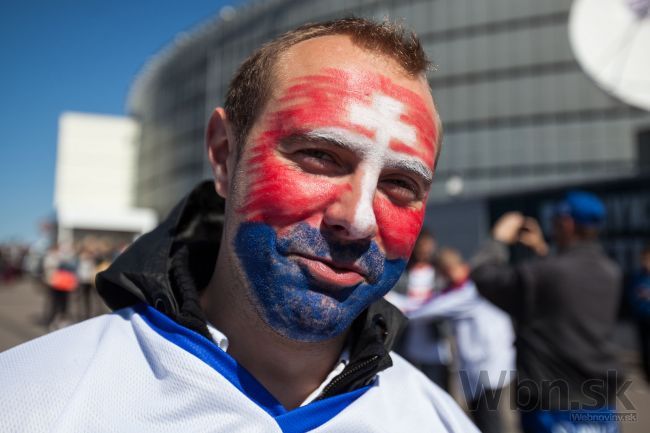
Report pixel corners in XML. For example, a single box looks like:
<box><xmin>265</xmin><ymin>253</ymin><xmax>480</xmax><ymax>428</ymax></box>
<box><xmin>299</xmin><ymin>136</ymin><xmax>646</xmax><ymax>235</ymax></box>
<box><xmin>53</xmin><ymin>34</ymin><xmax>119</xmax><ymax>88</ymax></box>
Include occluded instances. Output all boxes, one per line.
<box><xmin>234</xmin><ymin>222</ymin><xmax>406</xmax><ymax>341</ymax></box>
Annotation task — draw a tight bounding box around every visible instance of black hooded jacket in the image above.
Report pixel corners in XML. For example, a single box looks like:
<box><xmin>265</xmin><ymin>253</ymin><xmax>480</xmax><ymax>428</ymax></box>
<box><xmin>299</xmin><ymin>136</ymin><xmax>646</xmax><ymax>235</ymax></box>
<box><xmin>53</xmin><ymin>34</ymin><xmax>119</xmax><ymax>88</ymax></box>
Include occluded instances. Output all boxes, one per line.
<box><xmin>96</xmin><ymin>181</ymin><xmax>408</xmax><ymax>399</ymax></box>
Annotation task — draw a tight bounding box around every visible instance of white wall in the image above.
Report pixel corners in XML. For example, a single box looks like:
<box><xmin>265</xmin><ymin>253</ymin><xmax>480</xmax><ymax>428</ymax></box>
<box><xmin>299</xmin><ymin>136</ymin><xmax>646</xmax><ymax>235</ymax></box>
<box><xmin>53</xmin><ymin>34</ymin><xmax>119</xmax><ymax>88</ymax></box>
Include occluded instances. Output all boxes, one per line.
<box><xmin>54</xmin><ymin>112</ymin><xmax>157</xmax><ymax>245</ymax></box>
<box><xmin>54</xmin><ymin>112</ymin><xmax>139</xmax><ymax>211</ymax></box>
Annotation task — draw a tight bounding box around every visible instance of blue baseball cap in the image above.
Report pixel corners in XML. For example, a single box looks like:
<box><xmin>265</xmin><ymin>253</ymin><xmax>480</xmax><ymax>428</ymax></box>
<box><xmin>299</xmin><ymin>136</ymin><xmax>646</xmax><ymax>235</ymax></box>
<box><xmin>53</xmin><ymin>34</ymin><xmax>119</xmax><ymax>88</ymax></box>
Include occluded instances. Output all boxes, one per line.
<box><xmin>554</xmin><ymin>190</ymin><xmax>606</xmax><ymax>226</ymax></box>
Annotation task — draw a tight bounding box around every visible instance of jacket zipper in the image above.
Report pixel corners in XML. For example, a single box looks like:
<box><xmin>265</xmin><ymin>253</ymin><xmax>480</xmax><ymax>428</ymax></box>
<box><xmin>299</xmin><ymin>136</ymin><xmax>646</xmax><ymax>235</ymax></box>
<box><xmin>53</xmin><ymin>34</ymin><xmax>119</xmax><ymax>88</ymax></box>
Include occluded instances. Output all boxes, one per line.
<box><xmin>318</xmin><ymin>355</ymin><xmax>380</xmax><ymax>399</ymax></box>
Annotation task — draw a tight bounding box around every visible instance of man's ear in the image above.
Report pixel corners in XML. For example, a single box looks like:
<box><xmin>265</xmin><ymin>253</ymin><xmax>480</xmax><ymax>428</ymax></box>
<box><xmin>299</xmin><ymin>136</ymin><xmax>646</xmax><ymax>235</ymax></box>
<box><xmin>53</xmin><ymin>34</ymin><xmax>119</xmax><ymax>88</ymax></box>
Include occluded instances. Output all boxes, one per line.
<box><xmin>206</xmin><ymin>107</ymin><xmax>235</xmax><ymax>199</ymax></box>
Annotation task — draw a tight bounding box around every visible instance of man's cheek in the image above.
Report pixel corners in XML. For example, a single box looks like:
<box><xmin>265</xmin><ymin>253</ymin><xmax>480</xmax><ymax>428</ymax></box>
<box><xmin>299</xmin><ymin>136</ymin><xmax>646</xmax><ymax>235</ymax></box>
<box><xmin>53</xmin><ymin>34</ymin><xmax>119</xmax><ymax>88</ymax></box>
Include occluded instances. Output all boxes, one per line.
<box><xmin>238</xmin><ymin>156</ymin><xmax>347</xmax><ymax>227</ymax></box>
<box><xmin>374</xmin><ymin>196</ymin><xmax>425</xmax><ymax>258</ymax></box>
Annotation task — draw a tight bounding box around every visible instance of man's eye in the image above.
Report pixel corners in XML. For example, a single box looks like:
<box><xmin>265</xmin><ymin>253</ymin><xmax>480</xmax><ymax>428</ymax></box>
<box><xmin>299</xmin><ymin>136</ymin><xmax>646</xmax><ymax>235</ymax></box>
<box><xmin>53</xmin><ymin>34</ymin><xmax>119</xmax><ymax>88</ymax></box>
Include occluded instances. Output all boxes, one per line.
<box><xmin>299</xmin><ymin>149</ymin><xmax>336</xmax><ymax>163</ymax></box>
<box><xmin>380</xmin><ymin>178</ymin><xmax>420</xmax><ymax>204</ymax></box>
<box><xmin>291</xmin><ymin>148</ymin><xmax>344</xmax><ymax>174</ymax></box>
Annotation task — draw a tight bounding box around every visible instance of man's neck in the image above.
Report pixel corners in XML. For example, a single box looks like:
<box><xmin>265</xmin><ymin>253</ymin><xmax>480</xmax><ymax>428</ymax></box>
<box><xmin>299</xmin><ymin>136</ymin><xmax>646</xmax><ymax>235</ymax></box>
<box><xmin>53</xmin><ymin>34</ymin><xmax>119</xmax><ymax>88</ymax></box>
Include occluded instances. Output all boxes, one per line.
<box><xmin>201</xmin><ymin>254</ymin><xmax>348</xmax><ymax>410</ymax></box>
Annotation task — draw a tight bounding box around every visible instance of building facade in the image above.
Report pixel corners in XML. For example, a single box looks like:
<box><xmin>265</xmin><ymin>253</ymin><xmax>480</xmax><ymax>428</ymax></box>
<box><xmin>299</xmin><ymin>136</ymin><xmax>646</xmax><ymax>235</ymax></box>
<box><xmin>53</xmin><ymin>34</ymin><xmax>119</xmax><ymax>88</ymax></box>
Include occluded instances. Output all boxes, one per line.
<box><xmin>128</xmin><ymin>0</ymin><xmax>650</xmax><ymax>254</ymax></box>
<box><xmin>54</xmin><ymin>112</ymin><xmax>157</xmax><ymax>246</ymax></box>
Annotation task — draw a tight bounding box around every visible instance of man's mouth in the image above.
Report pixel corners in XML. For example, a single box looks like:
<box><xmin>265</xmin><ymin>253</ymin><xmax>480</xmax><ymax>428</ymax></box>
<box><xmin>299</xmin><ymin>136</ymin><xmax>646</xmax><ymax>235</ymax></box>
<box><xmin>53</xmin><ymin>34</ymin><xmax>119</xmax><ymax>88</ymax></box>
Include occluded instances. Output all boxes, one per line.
<box><xmin>290</xmin><ymin>254</ymin><xmax>366</xmax><ymax>287</ymax></box>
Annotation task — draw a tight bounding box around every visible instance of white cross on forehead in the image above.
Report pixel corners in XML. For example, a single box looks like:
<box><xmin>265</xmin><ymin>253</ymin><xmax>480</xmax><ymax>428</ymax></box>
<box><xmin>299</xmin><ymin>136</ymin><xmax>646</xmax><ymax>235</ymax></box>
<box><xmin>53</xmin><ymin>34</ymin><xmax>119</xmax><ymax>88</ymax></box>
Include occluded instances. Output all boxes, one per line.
<box><xmin>329</xmin><ymin>92</ymin><xmax>420</xmax><ymax>239</ymax></box>
<box><xmin>348</xmin><ymin>93</ymin><xmax>417</xmax><ymax>151</ymax></box>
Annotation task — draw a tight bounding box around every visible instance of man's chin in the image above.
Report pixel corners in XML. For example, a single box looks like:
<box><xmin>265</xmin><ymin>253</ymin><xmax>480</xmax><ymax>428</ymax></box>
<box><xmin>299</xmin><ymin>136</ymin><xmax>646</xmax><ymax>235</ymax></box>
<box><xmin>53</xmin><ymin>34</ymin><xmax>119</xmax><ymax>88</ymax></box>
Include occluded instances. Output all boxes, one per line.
<box><xmin>251</xmin><ymin>292</ymin><xmax>355</xmax><ymax>343</ymax></box>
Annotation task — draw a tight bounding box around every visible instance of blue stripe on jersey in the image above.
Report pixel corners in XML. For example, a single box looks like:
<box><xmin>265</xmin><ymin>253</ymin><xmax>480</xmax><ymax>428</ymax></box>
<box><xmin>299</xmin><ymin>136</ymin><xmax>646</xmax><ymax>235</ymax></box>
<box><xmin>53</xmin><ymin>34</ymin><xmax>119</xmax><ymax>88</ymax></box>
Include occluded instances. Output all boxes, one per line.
<box><xmin>137</xmin><ymin>304</ymin><xmax>371</xmax><ymax>432</ymax></box>
<box><xmin>275</xmin><ymin>385</ymin><xmax>369</xmax><ymax>433</ymax></box>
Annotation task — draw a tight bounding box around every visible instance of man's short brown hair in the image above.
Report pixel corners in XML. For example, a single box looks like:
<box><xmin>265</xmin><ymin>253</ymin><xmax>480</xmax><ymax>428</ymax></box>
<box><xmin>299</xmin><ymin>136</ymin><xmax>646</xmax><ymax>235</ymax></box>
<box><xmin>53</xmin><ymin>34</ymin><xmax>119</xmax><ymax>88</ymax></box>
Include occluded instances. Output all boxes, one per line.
<box><xmin>223</xmin><ymin>17</ymin><xmax>432</xmax><ymax>151</ymax></box>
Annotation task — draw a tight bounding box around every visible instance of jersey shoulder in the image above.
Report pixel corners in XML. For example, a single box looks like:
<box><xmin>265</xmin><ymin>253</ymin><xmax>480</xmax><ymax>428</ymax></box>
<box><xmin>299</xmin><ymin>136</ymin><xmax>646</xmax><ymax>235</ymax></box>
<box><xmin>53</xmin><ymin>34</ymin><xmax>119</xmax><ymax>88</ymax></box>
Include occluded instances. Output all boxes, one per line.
<box><xmin>368</xmin><ymin>353</ymin><xmax>480</xmax><ymax>432</ymax></box>
<box><xmin>0</xmin><ymin>308</ymin><xmax>138</xmax><ymax>431</ymax></box>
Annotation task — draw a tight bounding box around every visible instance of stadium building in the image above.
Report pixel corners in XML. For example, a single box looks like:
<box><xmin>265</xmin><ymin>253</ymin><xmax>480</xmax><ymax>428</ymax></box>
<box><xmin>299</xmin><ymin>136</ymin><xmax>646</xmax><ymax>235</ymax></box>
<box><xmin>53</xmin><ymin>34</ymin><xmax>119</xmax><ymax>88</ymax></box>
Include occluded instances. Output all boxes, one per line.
<box><xmin>127</xmin><ymin>0</ymin><xmax>650</xmax><ymax>268</ymax></box>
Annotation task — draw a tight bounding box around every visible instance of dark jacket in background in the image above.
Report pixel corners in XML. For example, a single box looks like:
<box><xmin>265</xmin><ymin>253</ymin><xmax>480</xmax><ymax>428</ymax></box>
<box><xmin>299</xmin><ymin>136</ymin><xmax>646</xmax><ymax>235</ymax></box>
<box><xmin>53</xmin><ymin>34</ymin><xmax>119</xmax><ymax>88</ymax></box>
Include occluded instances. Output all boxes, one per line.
<box><xmin>471</xmin><ymin>239</ymin><xmax>622</xmax><ymax>410</ymax></box>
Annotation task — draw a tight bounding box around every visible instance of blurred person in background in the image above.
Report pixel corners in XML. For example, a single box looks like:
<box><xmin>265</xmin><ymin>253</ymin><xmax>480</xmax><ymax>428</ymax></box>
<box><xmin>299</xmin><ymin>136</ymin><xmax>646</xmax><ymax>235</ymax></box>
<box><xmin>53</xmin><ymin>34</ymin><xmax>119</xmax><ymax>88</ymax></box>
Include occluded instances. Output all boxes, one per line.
<box><xmin>406</xmin><ymin>230</ymin><xmax>438</xmax><ymax>301</ymax></box>
<box><xmin>471</xmin><ymin>191</ymin><xmax>622</xmax><ymax>433</ymax></box>
<box><xmin>0</xmin><ymin>243</ymin><xmax>28</xmax><ymax>283</ymax></box>
<box><xmin>628</xmin><ymin>245</ymin><xmax>650</xmax><ymax>384</ymax></box>
<box><xmin>41</xmin><ymin>245</ymin><xmax>60</xmax><ymax>324</ymax></box>
<box><xmin>42</xmin><ymin>245</ymin><xmax>78</xmax><ymax>329</ymax></box>
<box><xmin>408</xmin><ymin>247</ymin><xmax>515</xmax><ymax>433</ymax></box>
<box><xmin>23</xmin><ymin>235</ymin><xmax>50</xmax><ymax>281</ymax></box>
<box><xmin>76</xmin><ymin>248</ymin><xmax>96</xmax><ymax>319</ymax></box>
<box><xmin>397</xmin><ymin>230</ymin><xmax>453</xmax><ymax>391</ymax></box>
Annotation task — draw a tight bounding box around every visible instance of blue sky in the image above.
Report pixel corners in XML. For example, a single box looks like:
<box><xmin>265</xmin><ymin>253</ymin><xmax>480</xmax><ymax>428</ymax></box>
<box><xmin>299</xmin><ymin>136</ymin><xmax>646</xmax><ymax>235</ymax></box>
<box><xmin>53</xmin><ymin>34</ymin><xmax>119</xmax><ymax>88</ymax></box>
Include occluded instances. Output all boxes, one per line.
<box><xmin>0</xmin><ymin>0</ymin><xmax>240</xmax><ymax>243</ymax></box>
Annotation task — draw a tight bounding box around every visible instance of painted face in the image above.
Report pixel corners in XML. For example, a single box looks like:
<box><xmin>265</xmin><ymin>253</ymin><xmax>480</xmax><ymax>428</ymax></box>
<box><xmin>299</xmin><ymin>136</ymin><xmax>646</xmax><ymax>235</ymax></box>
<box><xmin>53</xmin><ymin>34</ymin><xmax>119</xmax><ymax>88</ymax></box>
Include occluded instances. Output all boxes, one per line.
<box><xmin>231</xmin><ymin>66</ymin><xmax>437</xmax><ymax>341</ymax></box>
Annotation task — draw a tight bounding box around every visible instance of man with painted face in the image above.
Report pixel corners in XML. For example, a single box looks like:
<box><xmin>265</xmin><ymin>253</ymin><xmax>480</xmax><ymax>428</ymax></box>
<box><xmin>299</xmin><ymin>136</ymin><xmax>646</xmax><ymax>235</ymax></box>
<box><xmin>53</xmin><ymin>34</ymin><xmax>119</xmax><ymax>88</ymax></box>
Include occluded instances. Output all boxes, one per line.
<box><xmin>0</xmin><ymin>18</ymin><xmax>478</xmax><ymax>432</ymax></box>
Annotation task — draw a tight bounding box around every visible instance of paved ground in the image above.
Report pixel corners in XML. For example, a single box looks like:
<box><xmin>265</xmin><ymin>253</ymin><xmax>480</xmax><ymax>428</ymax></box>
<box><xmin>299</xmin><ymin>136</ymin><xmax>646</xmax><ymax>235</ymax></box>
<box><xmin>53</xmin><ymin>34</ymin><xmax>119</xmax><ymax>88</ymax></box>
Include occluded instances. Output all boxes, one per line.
<box><xmin>0</xmin><ymin>277</ymin><xmax>108</xmax><ymax>352</ymax></box>
<box><xmin>1</xmin><ymin>277</ymin><xmax>648</xmax><ymax>432</ymax></box>
<box><xmin>0</xmin><ymin>278</ymin><xmax>54</xmax><ymax>351</ymax></box>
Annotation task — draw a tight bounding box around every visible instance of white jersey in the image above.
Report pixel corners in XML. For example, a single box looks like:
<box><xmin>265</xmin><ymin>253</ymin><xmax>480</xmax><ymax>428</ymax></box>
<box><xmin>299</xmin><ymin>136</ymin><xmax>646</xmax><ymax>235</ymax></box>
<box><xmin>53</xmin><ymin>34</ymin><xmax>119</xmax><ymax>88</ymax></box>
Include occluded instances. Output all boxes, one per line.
<box><xmin>0</xmin><ymin>305</ymin><xmax>479</xmax><ymax>433</ymax></box>
<box><xmin>408</xmin><ymin>280</ymin><xmax>516</xmax><ymax>400</ymax></box>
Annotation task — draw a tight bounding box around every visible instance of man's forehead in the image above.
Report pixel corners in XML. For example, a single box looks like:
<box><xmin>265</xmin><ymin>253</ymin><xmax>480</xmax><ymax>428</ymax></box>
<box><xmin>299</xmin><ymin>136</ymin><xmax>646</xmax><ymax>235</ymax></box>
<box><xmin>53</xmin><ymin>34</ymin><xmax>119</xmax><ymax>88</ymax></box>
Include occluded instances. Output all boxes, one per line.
<box><xmin>274</xmin><ymin>36</ymin><xmax>434</xmax><ymax>109</ymax></box>
<box><xmin>266</xmin><ymin>66</ymin><xmax>437</xmax><ymax>168</ymax></box>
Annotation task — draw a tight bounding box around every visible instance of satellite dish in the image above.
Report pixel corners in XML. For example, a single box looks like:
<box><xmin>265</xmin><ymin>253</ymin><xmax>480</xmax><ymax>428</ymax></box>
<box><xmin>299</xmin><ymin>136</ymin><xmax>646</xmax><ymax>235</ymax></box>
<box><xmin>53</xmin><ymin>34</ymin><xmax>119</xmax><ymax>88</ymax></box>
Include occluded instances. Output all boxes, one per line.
<box><xmin>569</xmin><ymin>0</ymin><xmax>650</xmax><ymax>111</ymax></box>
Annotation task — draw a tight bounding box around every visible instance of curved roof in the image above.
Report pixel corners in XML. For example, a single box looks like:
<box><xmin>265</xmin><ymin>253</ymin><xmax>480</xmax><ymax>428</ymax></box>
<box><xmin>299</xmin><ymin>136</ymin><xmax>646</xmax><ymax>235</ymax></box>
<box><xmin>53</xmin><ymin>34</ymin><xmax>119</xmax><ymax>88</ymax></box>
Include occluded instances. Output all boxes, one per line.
<box><xmin>126</xmin><ymin>0</ymin><xmax>282</xmax><ymax>114</ymax></box>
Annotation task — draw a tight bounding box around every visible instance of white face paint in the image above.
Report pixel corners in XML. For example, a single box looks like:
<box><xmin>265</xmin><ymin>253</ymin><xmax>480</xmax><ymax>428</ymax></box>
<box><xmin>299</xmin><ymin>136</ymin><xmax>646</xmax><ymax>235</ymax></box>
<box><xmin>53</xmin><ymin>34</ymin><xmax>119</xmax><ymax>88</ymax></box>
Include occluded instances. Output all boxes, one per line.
<box><xmin>306</xmin><ymin>92</ymin><xmax>426</xmax><ymax>238</ymax></box>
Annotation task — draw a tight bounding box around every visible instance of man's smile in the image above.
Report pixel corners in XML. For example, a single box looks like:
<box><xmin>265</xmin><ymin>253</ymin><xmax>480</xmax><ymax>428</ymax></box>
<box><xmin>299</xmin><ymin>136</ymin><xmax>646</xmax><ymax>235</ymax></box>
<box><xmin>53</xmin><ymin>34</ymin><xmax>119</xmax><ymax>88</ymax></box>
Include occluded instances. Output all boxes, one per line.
<box><xmin>290</xmin><ymin>253</ymin><xmax>366</xmax><ymax>287</ymax></box>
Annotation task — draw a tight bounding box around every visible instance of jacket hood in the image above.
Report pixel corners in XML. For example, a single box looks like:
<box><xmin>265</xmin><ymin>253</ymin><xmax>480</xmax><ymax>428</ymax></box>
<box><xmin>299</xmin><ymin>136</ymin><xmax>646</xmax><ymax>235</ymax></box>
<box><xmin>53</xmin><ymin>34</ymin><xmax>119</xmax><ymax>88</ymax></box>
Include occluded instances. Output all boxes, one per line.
<box><xmin>97</xmin><ymin>181</ymin><xmax>407</xmax><ymax>387</ymax></box>
<box><xmin>97</xmin><ymin>181</ymin><xmax>224</xmax><ymax>337</ymax></box>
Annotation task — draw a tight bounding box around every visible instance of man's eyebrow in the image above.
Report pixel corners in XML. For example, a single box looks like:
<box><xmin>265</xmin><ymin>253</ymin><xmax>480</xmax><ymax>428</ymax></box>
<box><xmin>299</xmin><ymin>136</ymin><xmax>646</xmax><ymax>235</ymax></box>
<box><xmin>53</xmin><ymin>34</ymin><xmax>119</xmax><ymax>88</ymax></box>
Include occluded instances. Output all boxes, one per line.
<box><xmin>384</xmin><ymin>157</ymin><xmax>434</xmax><ymax>185</ymax></box>
<box><xmin>300</xmin><ymin>130</ymin><xmax>373</xmax><ymax>154</ymax></box>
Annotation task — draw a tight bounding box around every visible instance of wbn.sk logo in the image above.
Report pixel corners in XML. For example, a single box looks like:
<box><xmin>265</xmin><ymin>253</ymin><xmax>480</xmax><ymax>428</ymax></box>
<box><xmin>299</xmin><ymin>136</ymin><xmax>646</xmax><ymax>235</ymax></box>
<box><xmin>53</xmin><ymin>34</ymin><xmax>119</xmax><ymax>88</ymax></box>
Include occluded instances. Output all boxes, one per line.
<box><xmin>458</xmin><ymin>370</ymin><xmax>635</xmax><ymax>412</ymax></box>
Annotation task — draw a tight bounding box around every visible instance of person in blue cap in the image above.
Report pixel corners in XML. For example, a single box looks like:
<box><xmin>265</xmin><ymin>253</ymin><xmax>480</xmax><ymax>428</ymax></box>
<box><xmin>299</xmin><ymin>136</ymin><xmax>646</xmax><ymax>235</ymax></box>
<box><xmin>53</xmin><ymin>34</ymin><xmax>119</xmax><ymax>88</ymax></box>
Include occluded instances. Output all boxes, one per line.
<box><xmin>552</xmin><ymin>190</ymin><xmax>607</xmax><ymax>250</ymax></box>
<box><xmin>470</xmin><ymin>190</ymin><xmax>623</xmax><ymax>433</ymax></box>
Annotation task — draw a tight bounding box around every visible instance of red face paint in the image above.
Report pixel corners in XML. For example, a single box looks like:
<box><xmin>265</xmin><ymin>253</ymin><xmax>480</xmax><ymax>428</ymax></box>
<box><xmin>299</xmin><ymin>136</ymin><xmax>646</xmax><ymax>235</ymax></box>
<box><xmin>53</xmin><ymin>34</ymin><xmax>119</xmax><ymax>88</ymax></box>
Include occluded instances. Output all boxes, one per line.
<box><xmin>374</xmin><ymin>195</ymin><xmax>426</xmax><ymax>258</ymax></box>
<box><xmin>237</xmin><ymin>68</ymin><xmax>437</xmax><ymax>259</ymax></box>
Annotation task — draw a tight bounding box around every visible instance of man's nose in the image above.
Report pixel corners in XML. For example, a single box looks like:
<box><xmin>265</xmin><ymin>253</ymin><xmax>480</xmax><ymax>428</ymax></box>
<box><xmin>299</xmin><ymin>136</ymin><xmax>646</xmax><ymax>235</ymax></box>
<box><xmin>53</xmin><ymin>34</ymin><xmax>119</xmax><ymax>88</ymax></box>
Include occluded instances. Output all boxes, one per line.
<box><xmin>322</xmin><ymin>170</ymin><xmax>378</xmax><ymax>241</ymax></box>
